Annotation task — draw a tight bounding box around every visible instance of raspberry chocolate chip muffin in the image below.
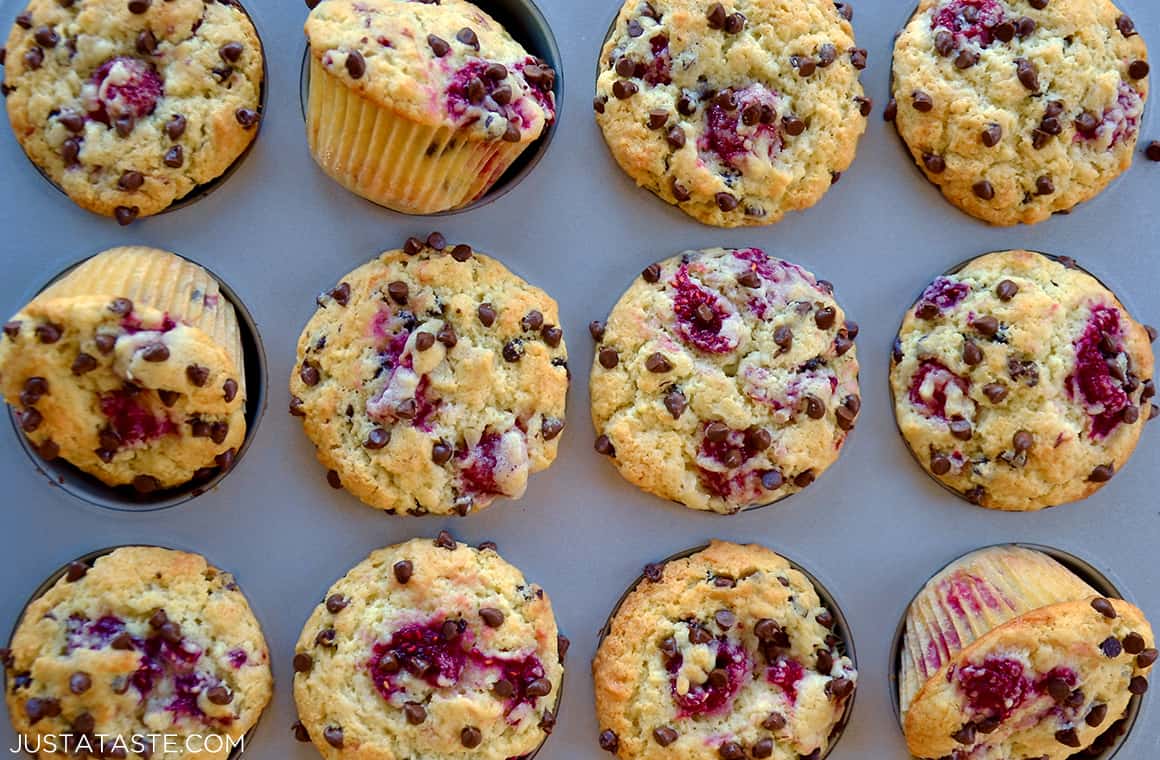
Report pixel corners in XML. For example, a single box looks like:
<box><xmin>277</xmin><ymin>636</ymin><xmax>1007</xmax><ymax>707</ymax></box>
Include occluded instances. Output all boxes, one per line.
<box><xmin>3</xmin><ymin>0</ymin><xmax>263</xmax><ymax>224</ymax></box>
<box><xmin>292</xmin><ymin>534</ymin><xmax>565</xmax><ymax>760</ymax></box>
<box><xmin>900</xmin><ymin>545</ymin><xmax>1156</xmax><ymax>760</ymax></box>
<box><xmin>594</xmin><ymin>0</ymin><xmax>870</xmax><ymax>228</ymax></box>
<box><xmin>304</xmin><ymin>0</ymin><xmax>556</xmax><ymax>214</ymax></box>
<box><xmin>290</xmin><ymin>236</ymin><xmax>568</xmax><ymax>516</ymax></box>
<box><xmin>890</xmin><ymin>250</ymin><xmax>1156</xmax><ymax>511</ymax></box>
<box><xmin>0</xmin><ymin>246</ymin><xmax>247</xmax><ymax>494</ymax></box>
<box><xmin>593</xmin><ymin>541</ymin><xmax>856</xmax><ymax>760</ymax></box>
<box><xmin>891</xmin><ymin>0</ymin><xmax>1149</xmax><ymax>226</ymax></box>
<box><xmin>3</xmin><ymin>546</ymin><xmax>273</xmax><ymax>759</ymax></box>
<box><xmin>590</xmin><ymin>247</ymin><xmax>860</xmax><ymax>514</ymax></box>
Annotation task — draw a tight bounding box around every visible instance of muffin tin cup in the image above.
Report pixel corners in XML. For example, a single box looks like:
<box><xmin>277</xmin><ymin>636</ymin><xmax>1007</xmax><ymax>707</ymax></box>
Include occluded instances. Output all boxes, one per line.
<box><xmin>596</xmin><ymin>542</ymin><xmax>858</xmax><ymax>759</ymax></box>
<box><xmin>888</xmin><ymin>249</ymin><xmax>1126</xmax><ymax>510</ymax></box>
<box><xmin>297</xmin><ymin>0</ymin><xmax>563</xmax><ymax>216</ymax></box>
<box><xmin>19</xmin><ymin>0</ymin><xmax>269</xmax><ymax>222</ymax></box>
<box><xmin>887</xmin><ymin>543</ymin><xmax>1144</xmax><ymax>760</ymax></box>
<box><xmin>6</xmin><ymin>251</ymin><xmax>268</xmax><ymax>512</ymax></box>
<box><xmin>7</xmin><ymin>545</ymin><xmax>264</xmax><ymax>760</ymax></box>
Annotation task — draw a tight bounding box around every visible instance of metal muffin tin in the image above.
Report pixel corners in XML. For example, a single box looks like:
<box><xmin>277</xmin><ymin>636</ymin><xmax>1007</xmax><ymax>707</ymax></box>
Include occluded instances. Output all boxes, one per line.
<box><xmin>595</xmin><ymin>542</ymin><xmax>858</xmax><ymax>759</ymax></box>
<box><xmin>6</xmin><ymin>545</ymin><xmax>264</xmax><ymax>760</ymax></box>
<box><xmin>0</xmin><ymin>0</ymin><xmax>1157</xmax><ymax>758</ymax></box>
<box><xmin>887</xmin><ymin>543</ymin><xmax>1144</xmax><ymax>760</ymax></box>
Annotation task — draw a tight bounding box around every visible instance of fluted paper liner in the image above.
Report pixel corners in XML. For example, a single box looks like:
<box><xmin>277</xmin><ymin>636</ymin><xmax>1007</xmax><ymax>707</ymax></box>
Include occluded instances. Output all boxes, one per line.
<box><xmin>306</xmin><ymin>59</ymin><xmax>527</xmax><ymax>214</ymax></box>
<box><xmin>34</xmin><ymin>246</ymin><xmax>244</xmax><ymax>394</ymax></box>
<box><xmin>899</xmin><ymin>546</ymin><xmax>1097</xmax><ymax>717</ymax></box>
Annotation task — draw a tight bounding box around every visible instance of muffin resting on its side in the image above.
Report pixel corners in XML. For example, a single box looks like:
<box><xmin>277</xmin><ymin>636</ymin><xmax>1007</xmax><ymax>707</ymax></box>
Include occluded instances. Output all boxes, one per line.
<box><xmin>0</xmin><ymin>246</ymin><xmax>247</xmax><ymax>492</ymax></box>
<box><xmin>900</xmin><ymin>545</ymin><xmax>1156</xmax><ymax>760</ymax></box>
<box><xmin>590</xmin><ymin>247</ymin><xmax>860</xmax><ymax>513</ymax></box>
<box><xmin>290</xmin><ymin>237</ymin><xmax>568</xmax><ymax>516</ymax></box>
<box><xmin>594</xmin><ymin>0</ymin><xmax>869</xmax><ymax>227</ymax></box>
<box><xmin>292</xmin><ymin>535</ymin><xmax>564</xmax><ymax>760</ymax></box>
<box><xmin>890</xmin><ymin>250</ymin><xmax>1155</xmax><ymax>511</ymax></box>
<box><xmin>593</xmin><ymin>541</ymin><xmax>856</xmax><ymax>760</ymax></box>
<box><xmin>304</xmin><ymin>0</ymin><xmax>556</xmax><ymax>214</ymax></box>
<box><xmin>3</xmin><ymin>0</ymin><xmax>263</xmax><ymax>223</ymax></box>
<box><xmin>891</xmin><ymin>0</ymin><xmax>1149</xmax><ymax>225</ymax></box>
<box><xmin>3</xmin><ymin>546</ymin><xmax>273</xmax><ymax>760</ymax></box>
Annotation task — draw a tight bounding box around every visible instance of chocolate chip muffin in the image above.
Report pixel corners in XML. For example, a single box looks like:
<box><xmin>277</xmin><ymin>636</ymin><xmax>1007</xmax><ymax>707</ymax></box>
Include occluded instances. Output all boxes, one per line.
<box><xmin>891</xmin><ymin>0</ymin><xmax>1149</xmax><ymax>225</ymax></box>
<box><xmin>900</xmin><ymin>545</ymin><xmax>1156</xmax><ymax>760</ymax></box>
<box><xmin>593</xmin><ymin>541</ymin><xmax>856</xmax><ymax>760</ymax></box>
<box><xmin>590</xmin><ymin>247</ymin><xmax>860</xmax><ymax>514</ymax></box>
<box><xmin>292</xmin><ymin>534</ymin><xmax>564</xmax><ymax>760</ymax></box>
<box><xmin>594</xmin><ymin>0</ymin><xmax>869</xmax><ymax>227</ymax></box>
<box><xmin>3</xmin><ymin>0</ymin><xmax>263</xmax><ymax>224</ymax></box>
<box><xmin>290</xmin><ymin>236</ymin><xmax>568</xmax><ymax>516</ymax></box>
<box><xmin>3</xmin><ymin>546</ymin><xmax>273</xmax><ymax>759</ymax></box>
<box><xmin>0</xmin><ymin>246</ymin><xmax>247</xmax><ymax>493</ymax></box>
<box><xmin>304</xmin><ymin>0</ymin><xmax>556</xmax><ymax>214</ymax></box>
<box><xmin>890</xmin><ymin>250</ymin><xmax>1155</xmax><ymax>511</ymax></box>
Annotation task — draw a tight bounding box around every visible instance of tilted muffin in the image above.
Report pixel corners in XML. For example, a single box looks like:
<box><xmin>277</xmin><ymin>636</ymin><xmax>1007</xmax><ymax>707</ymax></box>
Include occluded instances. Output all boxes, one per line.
<box><xmin>891</xmin><ymin>0</ymin><xmax>1149</xmax><ymax>225</ymax></box>
<box><xmin>0</xmin><ymin>246</ymin><xmax>247</xmax><ymax>493</ymax></box>
<box><xmin>890</xmin><ymin>250</ymin><xmax>1155</xmax><ymax>511</ymax></box>
<box><xmin>2</xmin><ymin>546</ymin><xmax>273</xmax><ymax>759</ymax></box>
<box><xmin>590</xmin><ymin>247</ymin><xmax>860</xmax><ymax>513</ymax></box>
<box><xmin>292</xmin><ymin>534</ymin><xmax>565</xmax><ymax>760</ymax></box>
<box><xmin>900</xmin><ymin>545</ymin><xmax>1156</xmax><ymax>760</ymax></box>
<box><xmin>304</xmin><ymin>0</ymin><xmax>556</xmax><ymax>214</ymax></box>
<box><xmin>290</xmin><ymin>235</ymin><xmax>568</xmax><ymax>516</ymax></box>
<box><xmin>3</xmin><ymin>0</ymin><xmax>263</xmax><ymax>224</ymax></box>
<box><xmin>593</xmin><ymin>541</ymin><xmax>856</xmax><ymax>760</ymax></box>
<box><xmin>594</xmin><ymin>0</ymin><xmax>869</xmax><ymax>228</ymax></box>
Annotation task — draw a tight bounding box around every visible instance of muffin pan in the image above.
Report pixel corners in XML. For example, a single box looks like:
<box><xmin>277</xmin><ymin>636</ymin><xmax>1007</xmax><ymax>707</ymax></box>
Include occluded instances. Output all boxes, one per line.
<box><xmin>0</xmin><ymin>0</ymin><xmax>1158</xmax><ymax>758</ymax></box>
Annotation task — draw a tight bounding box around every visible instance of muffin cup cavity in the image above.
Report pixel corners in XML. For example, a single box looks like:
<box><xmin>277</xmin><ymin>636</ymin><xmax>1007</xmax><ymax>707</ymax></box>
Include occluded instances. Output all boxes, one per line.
<box><xmin>6</xmin><ymin>252</ymin><xmax>268</xmax><ymax>512</ymax></box>
<box><xmin>888</xmin><ymin>543</ymin><xmax>1144</xmax><ymax>760</ymax></box>
<box><xmin>299</xmin><ymin>0</ymin><xmax>561</xmax><ymax>216</ymax></box>
<box><xmin>598</xmin><ymin>542</ymin><xmax>858</xmax><ymax>760</ymax></box>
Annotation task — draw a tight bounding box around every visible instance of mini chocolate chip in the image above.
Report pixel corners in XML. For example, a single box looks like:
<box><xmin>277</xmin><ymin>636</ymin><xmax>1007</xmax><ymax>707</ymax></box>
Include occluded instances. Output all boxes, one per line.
<box><xmin>1075</xmin><ymin>110</ymin><xmax>1099</xmax><ymax>134</ymax></box>
<box><xmin>435</xmin><ymin>530</ymin><xmax>456</xmax><ymax>549</ymax></box>
<box><xmin>14</xmin><ymin>12</ymin><xmax>31</xmax><ymax>29</ymax></box>
<box><xmin>541</xmin><ymin>417</ymin><xmax>564</xmax><ymax>440</ymax></box>
<box><xmin>140</xmin><ymin>343</ymin><xmax>169</xmax><ymax>362</ymax></box>
<box><xmin>23</xmin><ymin>46</ymin><xmax>43</xmax><ymax>69</ymax></box>
<box><xmin>1117</xmin><ymin>14</ymin><xmax>1137</xmax><ymax>37</ymax></box>
<box><xmin>541</xmin><ymin>325</ymin><xmax>562</xmax><ymax>347</ymax></box>
<box><xmin>427</xmin><ymin>34</ymin><xmax>450</xmax><ymax>57</ymax></box>
<box><xmin>1088</xmin><ymin>464</ymin><xmax>1115</xmax><ymax>483</ymax></box>
<box><xmin>114</xmin><ymin>206</ymin><xmax>139</xmax><ymax>225</ymax></box>
<box><xmin>364</xmin><ymin>428</ymin><xmax>389</xmax><ymax>450</ymax></box>
<box><xmin>65</xmin><ymin>561</ymin><xmax>88</xmax><ymax>582</ymax></box>
<box><xmin>414</xmin><ymin>332</ymin><xmax>435</xmax><ymax>351</ymax></box>
<box><xmin>1055</xmin><ymin>728</ymin><xmax>1081</xmax><ymax>748</ymax></box>
<box><xmin>206</xmin><ymin>685</ymin><xmax>231</xmax><ymax>705</ymax></box>
<box><xmin>815</xmin><ymin>306</ymin><xmax>836</xmax><ymax>330</ymax></box>
<box><xmin>589</xmin><ymin>320</ymin><xmax>606</xmax><ymax>341</ymax></box>
<box><xmin>794</xmin><ymin>470</ymin><xmax>815</xmax><ymax>488</ymax></box>
<box><xmin>394</xmin><ymin>560</ymin><xmax>413</xmax><ymax>584</ymax></box>
<box><xmin>855</xmin><ymin>95</ymin><xmax>872</xmax><ymax>117</ymax></box>
<box><xmin>962</xmin><ymin>340</ymin><xmax>983</xmax><ymax>366</ymax></box>
<box><xmin>456</xmin><ymin>27</ymin><xmax>479</xmax><ymax>48</ymax></box>
<box><xmin>450</xmin><ymin>244</ymin><xmax>472</xmax><ymax>261</ymax></box>
<box><xmin>1015</xmin><ymin>58</ymin><xmax>1039</xmax><ymax>91</ymax></box>
<box><xmin>70</xmin><ymin>352</ymin><xmax>98</xmax><ymax>375</ymax></box>
<box><xmin>593</xmin><ymin>96</ymin><xmax>606</xmax><ymax>114</ymax></box>
<box><xmin>723</xmin><ymin>12</ymin><xmax>745</xmax><ymax>34</ymax></box>
<box><xmin>1016</xmin><ymin>15</ymin><xmax>1036</xmax><ymax>37</ymax></box>
<box><xmin>612</xmin><ymin>79</ymin><xmax>638</xmax><ymax>99</ymax></box>
<box><xmin>912</xmin><ymin>90</ymin><xmax>933</xmax><ymax>112</ymax></box>
<box><xmin>1092</xmin><ymin>597</ymin><xmax>1117</xmax><ymax>618</ymax></box>
<box><xmin>599</xmin><ymin>730</ymin><xmax>619</xmax><ymax>753</ymax></box>
<box><xmin>128</xmin><ymin>0</ymin><xmax>149</xmax><ymax>12</ymax></box>
<box><xmin>981</xmin><ymin>123</ymin><xmax>1002</xmax><ymax>147</ymax></box>
<box><xmin>1129</xmin><ymin>675</ymin><xmax>1150</xmax><ymax>694</ymax></box>
<box><xmin>594</xmin><ymin>434</ymin><xmax>616</xmax><ymax>457</ymax></box>
<box><xmin>973</xmin><ymin>315</ymin><xmax>999</xmax><ymax>337</ymax></box>
<box><xmin>664</xmin><ymin>388</ymin><xmax>686</xmax><ymax>419</ymax></box>
<box><xmin>670</xmin><ymin>176</ymin><xmax>691</xmax><ymax>201</ymax></box>
<box><xmin>715</xmin><ymin>192</ymin><xmax>738</xmax><ymax>212</ymax></box>
<box><xmin>164</xmin><ymin>113</ymin><xmax>187</xmax><ymax>140</ymax></box>
<box><xmin>235</xmin><ymin>108</ymin><xmax>259</xmax><ymax>129</ymax></box>
<box><xmin>598</xmin><ymin>347</ymin><xmax>619</xmax><ymax>369</ymax></box>
<box><xmin>477</xmin><ymin>303</ymin><xmax>496</xmax><ymax>326</ymax></box>
<box><xmin>922</xmin><ymin>153</ymin><xmax>946</xmax><ymax>174</ymax></box>
<box><xmin>480</xmin><ymin>607</ymin><xmax>505</xmax><ymax>627</ymax></box>
<box><xmin>502</xmin><ymin>339</ymin><xmax>524</xmax><ymax>362</ymax></box>
<box><xmin>883</xmin><ymin>98</ymin><xmax>898</xmax><ymax>122</ymax></box>
<box><xmin>949</xmin><ymin>419</ymin><xmax>973</xmax><ymax>440</ymax></box>
<box><xmin>19</xmin><ymin>408</ymin><xmax>42</xmax><ymax>432</ymax></box>
<box><xmin>460</xmin><ymin>726</ymin><xmax>482</xmax><ymax>748</ymax></box>
<box><xmin>718</xmin><ymin>741</ymin><xmax>744</xmax><ymax>760</ymax></box>
<box><xmin>326</xmin><ymin>469</ymin><xmax>342</xmax><ymax>489</ymax></box>
<box><xmin>782</xmin><ymin>115</ymin><xmax>805</xmax><ymax>136</ymax></box>
<box><xmin>849</xmin><ymin>47</ymin><xmax>867</xmax><ymax>69</ymax></box>
<box><xmin>323</xmin><ymin>727</ymin><xmax>343</xmax><ymax>749</ymax></box>
<box><xmin>1137</xmin><ymin>648</ymin><xmax>1159</xmax><ymax>668</ymax></box>
<box><xmin>1129</xmin><ymin>60</ymin><xmax>1149</xmax><ymax>80</ymax></box>
<box><xmin>762</xmin><ymin>711</ymin><xmax>787</xmax><ymax>731</ymax></box>
<box><xmin>645</xmin><ymin>352</ymin><xmax>672</xmax><ymax>373</ymax></box>
<box><xmin>972</xmin><ymin>180</ymin><xmax>995</xmax><ymax>200</ymax></box>
<box><xmin>118</xmin><ymin>170</ymin><xmax>144</xmax><ymax>192</ymax></box>
<box><xmin>930</xmin><ymin>452</ymin><xmax>952</xmax><ymax>475</ymax></box>
<box><xmin>162</xmin><ymin>145</ymin><xmax>184</xmax><ymax>167</ymax></box>
<box><xmin>826</xmin><ymin>676</ymin><xmax>854</xmax><ymax>700</ymax></box>
<box><xmin>432</xmin><ymin>440</ymin><xmax>452</xmax><ymax>464</ymax></box>
<box><xmin>653</xmin><ymin>726</ymin><xmax>678</xmax><ymax>746</ymax></box>
<box><xmin>706</xmin><ymin>2</ymin><xmax>726</xmax><ymax>28</ymax></box>
<box><xmin>326</xmin><ymin>594</ymin><xmax>349</xmax><ymax>614</ymax></box>
<box><xmin>293</xmin><ymin>653</ymin><xmax>313</xmax><ymax>673</ymax></box>
<box><xmin>33</xmin><ymin>26</ymin><xmax>57</xmax><ymax>48</ymax></box>
<box><xmin>955</xmin><ymin>49</ymin><xmax>979</xmax><ymax>69</ymax></box>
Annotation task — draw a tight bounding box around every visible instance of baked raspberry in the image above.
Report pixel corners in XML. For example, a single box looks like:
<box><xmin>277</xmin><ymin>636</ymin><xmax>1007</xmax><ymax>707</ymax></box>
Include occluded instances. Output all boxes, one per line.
<box><xmin>85</xmin><ymin>57</ymin><xmax>163</xmax><ymax>124</ymax></box>
<box><xmin>908</xmin><ymin>360</ymin><xmax>972</xmax><ymax>420</ymax></box>
<box><xmin>227</xmin><ymin>649</ymin><xmax>248</xmax><ymax>668</ymax></box>
<box><xmin>458</xmin><ymin>431</ymin><xmax>504</xmax><ymax>497</ymax></box>
<box><xmin>767</xmin><ymin>656</ymin><xmax>806</xmax><ymax>702</ymax></box>
<box><xmin>699</xmin><ymin>85</ymin><xmax>781</xmax><ymax>171</ymax></box>
<box><xmin>667</xmin><ymin>639</ymin><xmax>749</xmax><ymax>716</ymax></box>
<box><xmin>957</xmin><ymin>657</ymin><xmax>1029</xmax><ymax>720</ymax></box>
<box><xmin>670</xmin><ymin>265</ymin><xmax>739</xmax><ymax>354</ymax></box>
<box><xmin>99</xmin><ymin>389</ymin><xmax>178</xmax><ymax>446</ymax></box>
<box><xmin>642</xmin><ymin>34</ymin><xmax>672</xmax><ymax>86</ymax></box>
<box><xmin>65</xmin><ymin>614</ymin><xmax>127</xmax><ymax>651</ymax></box>
<box><xmin>368</xmin><ymin>621</ymin><xmax>467</xmax><ymax>698</ymax></box>
<box><xmin>930</xmin><ymin>0</ymin><xmax>1006</xmax><ymax>48</ymax></box>
<box><xmin>1066</xmin><ymin>305</ymin><xmax>1130</xmax><ymax>438</ymax></box>
<box><xmin>915</xmin><ymin>277</ymin><xmax>970</xmax><ymax>315</ymax></box>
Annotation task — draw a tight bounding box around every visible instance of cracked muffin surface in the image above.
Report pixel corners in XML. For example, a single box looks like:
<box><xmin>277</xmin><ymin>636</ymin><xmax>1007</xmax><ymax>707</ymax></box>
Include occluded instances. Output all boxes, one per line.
<box><xmin>590</xmin><ymin>247</ymin><xmax>859</xmax><ymax>514</ymax></box>
<box><xmin>3</xmin><ymin>546</ymin><xmax>273</xmax><ymax>760</ymax></box>
<box><xmin>292</xmin><ymin>535</ymin><xmax>564</xmax><ymax>760</ymax></box>
<box><xmin>891</xmin><ymin>0</ymin><xmax>1149</xmax><ymax>225</ymax></box>
<box><xmin>593</xmin><ymin>541</ymin><xmax>856</xmax><ymax>760</ymax></box>
<box><xmin>290</xmin><ymin>237</ymin><xmax>568</xmax><ymax>516</ymax></box>
<box><xmin>3</xmin><ymin>0</ymin><xmax>263</xmax><ymax>222</ymax></box>
<box><xmin>594</xmin><ymin>0</ymin><xmax>869</xmax><ymax>227</ymax></box>
<box><xmin>890</xmin><ymin>250</ymin><xmax>1155</xmax><ymax>511</ymax></box>
<box><xmin>901</xmin><ymin>545</ymin><xmax>1156</xmax><ymax>760</ymax></box>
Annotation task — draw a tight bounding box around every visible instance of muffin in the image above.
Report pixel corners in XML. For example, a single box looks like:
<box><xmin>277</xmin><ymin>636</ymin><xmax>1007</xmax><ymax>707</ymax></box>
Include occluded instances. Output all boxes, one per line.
<box><xmin>2</xmin><ymin>546</ymin><xmax>273</xmax><ymax>759</ymax></box>
<box><xmin>292</xmin><ymin>534</ymin><xmax>565</xmax><ymax>760</ymax></box>
<box><xmin>590</xmin><ymin>247</ymin><xmax>860</xmax><ymax>514</ymax></box>
<box><xmin>594</xmin><ymin>0</ymin><xmax>869</xmax><ymax>228</ymax></box>
<box><xmin>303</xmin><ymin>0</ymin><xmax>556</xmax><ymax>214</ymax></box>
<box><xmin>890</xmin><ymin>250</ymin><xmax>1155</xmax><ymax>511</ymax></box>
<box><xmin>593</xmin><ymin>541</ymin><xmax>856</xmax><ymax>760</ymax></box>
<box><xmin>0</xmin><ymin>246</ymin><xmax>247</xmax><ymax>494</ymax></box>
<box><xmin>890</xmin><ymin>0</ymin><xmax>1149</xmax><ymax>225</ymax></box>
<box><xmin>900</xmin><ymin>545</ymin><xmax>1156</xmax><ymax>760</ymax></box>
<box><xmin>290</xmin><ymin>235</ymin><xmax>568</xmax><ymax>516</ymax></box>
<box><xmin>3</xmin><ymin>0</ymin><xmax>263</xmax><ymax>224</ymax></box>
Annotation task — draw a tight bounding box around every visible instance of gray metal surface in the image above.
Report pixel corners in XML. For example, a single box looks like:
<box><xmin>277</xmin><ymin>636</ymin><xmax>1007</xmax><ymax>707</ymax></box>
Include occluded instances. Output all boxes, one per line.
<box><xmin>0</xmin><ymin>0</ymin><xmax>1158</xmax><ymax>758</ymax></box>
